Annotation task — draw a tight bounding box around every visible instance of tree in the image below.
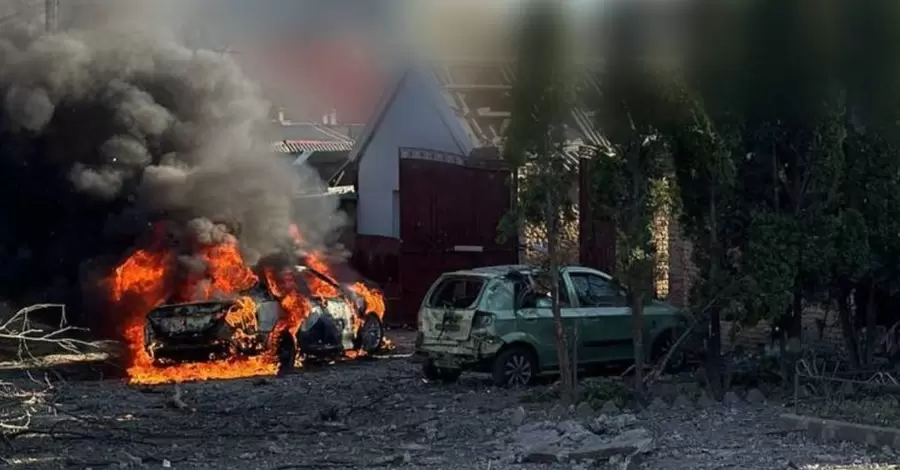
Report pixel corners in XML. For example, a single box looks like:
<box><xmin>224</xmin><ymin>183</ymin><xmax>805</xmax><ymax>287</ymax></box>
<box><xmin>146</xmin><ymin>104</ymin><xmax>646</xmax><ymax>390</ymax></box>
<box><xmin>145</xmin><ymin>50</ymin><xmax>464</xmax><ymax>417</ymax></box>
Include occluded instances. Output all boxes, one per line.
<box><xmin>833</xmin><ymin>0</ymin><xmax>900</xmax><ymax>367</ymax></box>
<box><xmin>658</xmin><ymin>86</ymin><xmax>738</xmax><ymax>397</ymax></box>
<box><xmin>592</xmin><ymin>5</ymin><xmax>675</xmax><ymax>397</ymax></box>
<box><xmin>501</xmin><ymin>0</ymin><xmax>579</xmax><ymax>403</ymax></box>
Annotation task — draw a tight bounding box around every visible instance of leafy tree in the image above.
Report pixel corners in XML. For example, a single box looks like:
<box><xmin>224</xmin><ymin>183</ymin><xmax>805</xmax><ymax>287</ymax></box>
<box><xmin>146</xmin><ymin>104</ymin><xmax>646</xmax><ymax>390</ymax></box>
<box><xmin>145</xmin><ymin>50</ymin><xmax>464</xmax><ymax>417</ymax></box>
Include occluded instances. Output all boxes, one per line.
<box><xmin>591</xmin><ymin>6</ymin><xmax>675</xmax><ymax>396</ymax></box>
<box><xmin>834</xmin><ymin>0</ymin><xmax>900</xmax><ymax>367</ymax></box>
<box><xmin>501</xmin><ymin>0</ymin><xmax>579</xmax><ymax>402</ymax></box>
<box><xmin>732</xmin><ymin>0</ymin><xmax>846</xmax><ymax>349</ymax></box>
<box><xmin>656</xmin><ymin>83</ymin><xmax>738</xmax><ymax>396</ymax></box>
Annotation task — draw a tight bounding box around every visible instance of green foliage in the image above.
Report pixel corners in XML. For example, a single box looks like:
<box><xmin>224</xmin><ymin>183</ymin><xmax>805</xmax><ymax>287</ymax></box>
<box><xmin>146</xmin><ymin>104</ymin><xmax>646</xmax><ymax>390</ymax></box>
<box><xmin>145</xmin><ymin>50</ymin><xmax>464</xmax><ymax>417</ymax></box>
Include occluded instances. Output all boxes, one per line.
<box><xmin>742</xmin><ymin>212</ymin><xmax>799</xmax><ymax>322</ymax></box>
<box><xmin>591</xmin><ymin>58</ymin><xmax>675</xmax><ymax>295</ymax></box>
<box><xmin>499</xmin><ymin>0</ymin><xmax>577</xmax><ymax>242</ymax></box>
<box><xmin>501</xmin><ymin>0</ymin><xmax>579</xmax><ymax>403</ymax></box>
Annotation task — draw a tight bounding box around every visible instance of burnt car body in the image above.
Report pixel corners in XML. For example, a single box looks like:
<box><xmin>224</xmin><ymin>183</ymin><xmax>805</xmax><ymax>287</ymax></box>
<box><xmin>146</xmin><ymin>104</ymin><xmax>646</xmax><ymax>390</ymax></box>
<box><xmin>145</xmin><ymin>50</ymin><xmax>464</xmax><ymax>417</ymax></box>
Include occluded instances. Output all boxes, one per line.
<box><xmin>143</xmin><ymin>265</ymin><xmax>384</xmax><ymax>372</ymax></box>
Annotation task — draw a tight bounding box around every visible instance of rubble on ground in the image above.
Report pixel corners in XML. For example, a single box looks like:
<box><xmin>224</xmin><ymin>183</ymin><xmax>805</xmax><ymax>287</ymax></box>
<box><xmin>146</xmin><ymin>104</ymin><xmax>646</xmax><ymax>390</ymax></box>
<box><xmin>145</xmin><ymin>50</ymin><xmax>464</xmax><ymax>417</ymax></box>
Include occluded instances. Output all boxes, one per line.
<box><xmin>1</xmin><ymin>340</ymin><xmax>896</xmax><ymax>470</ymax></box>
<box><xmin>497</xmin><ymin>418</ymin><xmax>653</xmax><ymax>464</ymax></box>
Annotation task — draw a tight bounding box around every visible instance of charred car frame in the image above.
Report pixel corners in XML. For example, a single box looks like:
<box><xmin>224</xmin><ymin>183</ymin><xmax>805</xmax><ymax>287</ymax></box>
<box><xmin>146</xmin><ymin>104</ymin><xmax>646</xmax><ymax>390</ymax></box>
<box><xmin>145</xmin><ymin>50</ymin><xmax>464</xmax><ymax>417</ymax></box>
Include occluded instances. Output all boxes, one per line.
<box><xmin>143</xmin><ymin>265</ymin><xmax>384</xmax><ymax>373</ymax></box>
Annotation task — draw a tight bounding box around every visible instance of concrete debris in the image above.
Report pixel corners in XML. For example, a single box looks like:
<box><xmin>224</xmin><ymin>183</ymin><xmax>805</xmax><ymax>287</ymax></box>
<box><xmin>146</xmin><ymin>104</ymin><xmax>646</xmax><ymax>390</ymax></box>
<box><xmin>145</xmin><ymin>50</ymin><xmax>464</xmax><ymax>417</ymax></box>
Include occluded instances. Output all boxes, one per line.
<box><xmin>600</xmin><ymin>400</ymin><xmax>621</xmax><ymax>415</ymax></box>
<box><xmin>723</xmin><ymin>391</ymin><xmax>743</xmax><ymax>408</ymax></box>
<box><xmin>648</xmin><ymin>397</ymin><xmax>668</xmax><ymax>411</ymax></box>
<box><xmin>697</xmin><ymin>392</ymin><xmax>716</xmax><ymax>409</ymax></box>
<box><xmin>589</xmin><ymin>413</ymin><xmax>638</xmax><ymax>435</ymax></box>
<box><xmin>510</xmin><ymin>406</ymin><xmax>527</xmax><ymax>426</ymax></box>
<box><xmin>575</xmin><ymin>402</ymin><xmax>594</xmax><ymax>418</ymax></box>
<box><xmin>672</xmin><ymin>394</ymin><xmax>693</xmax><ymax>409</ymax></box>
<box><xmin>745</xmin><ymin>388</ymin><xmax>766</xmax><ymax>405</ymax></box>
<box><xmin>504</xmin><ymin>420</ymin><xmax>653</xmax><ymax>463</ymax></box>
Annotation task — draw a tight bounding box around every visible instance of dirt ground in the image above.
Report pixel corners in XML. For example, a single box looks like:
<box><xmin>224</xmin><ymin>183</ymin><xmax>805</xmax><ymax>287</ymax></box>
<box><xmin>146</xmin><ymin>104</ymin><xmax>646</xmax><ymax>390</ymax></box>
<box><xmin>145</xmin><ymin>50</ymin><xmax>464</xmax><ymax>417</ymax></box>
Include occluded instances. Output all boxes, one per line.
<box><xmin>1</xmin><ymin>331</ymin><xmax>898</xmax><ymax>470</ymax></box>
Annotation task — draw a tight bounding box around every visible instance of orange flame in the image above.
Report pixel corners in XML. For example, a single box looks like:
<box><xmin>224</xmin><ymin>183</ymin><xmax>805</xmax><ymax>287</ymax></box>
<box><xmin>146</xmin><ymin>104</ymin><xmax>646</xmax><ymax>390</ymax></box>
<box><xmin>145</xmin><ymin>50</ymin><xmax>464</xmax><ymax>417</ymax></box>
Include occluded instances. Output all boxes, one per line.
<box><xmin>112</xmin><ymin>236</ymin><xmax>281</xmax><ymax>385</ymax></box>
<box><xmin>109</xmin><ymin>223</ymin><xmax>388</xmax><ymax>385</ymax></box>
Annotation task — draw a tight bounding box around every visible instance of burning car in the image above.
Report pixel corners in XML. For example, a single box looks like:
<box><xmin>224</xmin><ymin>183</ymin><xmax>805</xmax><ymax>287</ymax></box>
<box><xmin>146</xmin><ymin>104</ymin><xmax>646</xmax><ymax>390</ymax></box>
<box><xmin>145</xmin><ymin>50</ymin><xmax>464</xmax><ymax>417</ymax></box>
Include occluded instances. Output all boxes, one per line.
<box><xmin>143</xmin><ymin>263</ymin><xmax>385</xmax><ymax>374</ymax></box>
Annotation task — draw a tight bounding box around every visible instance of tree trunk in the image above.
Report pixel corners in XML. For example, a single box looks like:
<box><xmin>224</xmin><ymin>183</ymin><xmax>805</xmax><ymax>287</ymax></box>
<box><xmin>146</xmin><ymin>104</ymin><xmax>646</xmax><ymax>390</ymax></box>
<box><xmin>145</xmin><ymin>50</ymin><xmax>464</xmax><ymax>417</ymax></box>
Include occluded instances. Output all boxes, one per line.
<box><xmin>546</xmin><ymin>197</ymin><xmax>573</xmax><ymax>404</ymax></box>
<box><xmin>630</xmin><ymin>290</ymin><xmax>646</xmax><ymax>400</ymax></box>
<box><xmin>705</xmin><ymin>190</ymin><xmax>723</xmax><ymax>397</ymax></box>
<box><xmin>790</xmin><ymin>278</ymin><xmax>803</xmax><ymax>340</ymax></box>
<box><xmin>864</xmin><ymin>278</ymin><xmax>877</xmax><ymax>367</ymax></box>
<box><xmin>837</xmin><ymin>284</ymin><xmax>861</xmax><ymax>369</ymax></box>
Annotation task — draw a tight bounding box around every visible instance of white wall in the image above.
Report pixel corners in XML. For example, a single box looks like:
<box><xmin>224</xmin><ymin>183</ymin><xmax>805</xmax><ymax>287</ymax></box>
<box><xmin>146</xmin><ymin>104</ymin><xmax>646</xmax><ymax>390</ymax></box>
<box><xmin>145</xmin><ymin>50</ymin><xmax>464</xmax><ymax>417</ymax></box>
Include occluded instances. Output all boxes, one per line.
<box><xmin>356</xmin><ymin>70</ymin><xmax>469</xmax><ymax>238</ymax></box>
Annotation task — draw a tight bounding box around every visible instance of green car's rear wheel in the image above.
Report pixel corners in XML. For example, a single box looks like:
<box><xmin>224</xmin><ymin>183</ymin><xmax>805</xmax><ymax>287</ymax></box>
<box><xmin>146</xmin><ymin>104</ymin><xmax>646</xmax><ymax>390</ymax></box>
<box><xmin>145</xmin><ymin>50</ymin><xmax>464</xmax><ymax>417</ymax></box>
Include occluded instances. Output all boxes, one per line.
<box><xmin>492</xmin><ymin>345</ymin><xmax>537</xmax><ymax>387</ymax></box>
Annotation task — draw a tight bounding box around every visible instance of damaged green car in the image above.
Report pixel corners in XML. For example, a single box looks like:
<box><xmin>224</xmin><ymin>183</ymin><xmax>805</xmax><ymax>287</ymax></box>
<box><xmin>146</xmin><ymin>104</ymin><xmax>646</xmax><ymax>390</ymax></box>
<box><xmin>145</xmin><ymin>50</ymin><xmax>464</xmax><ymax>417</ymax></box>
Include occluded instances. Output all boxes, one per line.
<box><xmin>414</xmin><ymin>265</ymin><xmax>687</xmax><ymax>387</ymax></box>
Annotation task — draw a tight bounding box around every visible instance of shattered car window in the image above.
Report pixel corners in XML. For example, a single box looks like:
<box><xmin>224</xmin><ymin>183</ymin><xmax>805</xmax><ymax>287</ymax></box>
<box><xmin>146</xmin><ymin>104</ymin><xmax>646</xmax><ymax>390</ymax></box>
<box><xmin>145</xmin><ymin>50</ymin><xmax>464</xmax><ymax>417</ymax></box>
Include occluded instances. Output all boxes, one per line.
<box><xmin>427</xmin><ymin>276</ymin><xmax>485</xmax><ymax>309</ymax></box>
<box><xmin>479</xmin><ymin>279</ymin><xmax>515</xmax><ymax>311</ymax></box>
<box><xmin>516</xmin><ymin>273</ymin><xmax>569</xmax><ymax>308</ymax></box>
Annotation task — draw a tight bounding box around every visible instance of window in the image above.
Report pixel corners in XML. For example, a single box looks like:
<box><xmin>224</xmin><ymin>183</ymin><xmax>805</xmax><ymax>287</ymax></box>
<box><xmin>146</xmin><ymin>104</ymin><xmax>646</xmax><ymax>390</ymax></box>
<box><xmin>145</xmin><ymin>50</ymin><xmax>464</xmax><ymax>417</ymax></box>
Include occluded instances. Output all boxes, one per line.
<box><xmin>516</xmin><ymin>273</ymin><xmax>570</xmax><ymax>309</ymax></box>
<box><xmin>480</xmin><ymin>279</ymin><xmax>515</xmax><ymax>311</ymax></box>
<box><xmin>427</xmin><ymin>276</ymin><xmax>486</xmax><ymax>309</ymax></box>
<box><xmin>568</xmin><ymin>273</ymin><xmax>623</xmax><ymax>307</ymax></box>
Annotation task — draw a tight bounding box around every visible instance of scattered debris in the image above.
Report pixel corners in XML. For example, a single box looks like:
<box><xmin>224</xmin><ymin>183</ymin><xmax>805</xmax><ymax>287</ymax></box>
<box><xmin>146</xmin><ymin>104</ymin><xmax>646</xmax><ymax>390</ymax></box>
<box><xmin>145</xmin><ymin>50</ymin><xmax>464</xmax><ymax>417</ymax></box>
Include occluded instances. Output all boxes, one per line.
<box><xmin>672</xmin><ymin>395</ymin><xmax>693</xmax><ymax>409</ymax></box>
<box><xmin>648</xmin><ymin>397</ymin><xmax>668</xmax><ymax>412</ymax></box>
<box><xmin>746</xmin><ymin>388</ymin><xmax>767</xmax><ymax>405</ymax></box>
<box><xmin>723</xmin><ymin>391</ymin><xmax>743</xmax><ymax>408</ymax></box>
<box><xmin>1</xmin><ymin>340</ymin><xmax>894</xmax><ymax>470</ymax></box>
<box><xmin>510</xmin><ymin>406</ymin><xmax>527</xmax><ymax>426</ymax></box>
<box><xmin>575</xmin><ymin>402</ymin><xmax>593</xmax><ymax>418</ymax></box>
<box><xmin>697</xmin><ymin>392</ymin><xmax>716</xmax><ymax>409</ymax></box>
<box><xmin>600</xmin><ymin>400</ymin><xmax>621</xmax><ymax>415</ymax></box>
<box><xmin>502</xmin><ymin>420</ymin><xmax>653</xmax><ymax>463</ymax></box>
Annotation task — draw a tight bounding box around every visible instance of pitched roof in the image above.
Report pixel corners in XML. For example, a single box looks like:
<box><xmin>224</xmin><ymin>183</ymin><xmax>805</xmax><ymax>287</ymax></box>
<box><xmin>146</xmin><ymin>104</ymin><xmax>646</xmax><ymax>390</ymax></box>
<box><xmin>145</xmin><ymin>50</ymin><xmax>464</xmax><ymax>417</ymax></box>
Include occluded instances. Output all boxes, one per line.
<box><xmin>346</xmin><ymin>66</ymin><xmax>475</xmax><ymax>164</ymax></box>
<box><xmin>433</xmin><ymin>58</ymin><xmax>611</xmax><ymax>158</ymax></box>
<box><xmin>340</xmin><ymin>58</ymin><xmax>611</xmax><ymax>179</ymax></box>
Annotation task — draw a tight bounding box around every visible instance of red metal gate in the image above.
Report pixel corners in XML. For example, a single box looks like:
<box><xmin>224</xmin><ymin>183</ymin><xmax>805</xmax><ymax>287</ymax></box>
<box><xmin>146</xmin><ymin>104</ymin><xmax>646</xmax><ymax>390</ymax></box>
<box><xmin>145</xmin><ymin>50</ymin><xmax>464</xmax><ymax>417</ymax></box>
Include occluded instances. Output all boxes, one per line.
<box><xmin>395</xmin><ymin>148</ymin><xmax>517</xmax><ymax>326</ymax></box>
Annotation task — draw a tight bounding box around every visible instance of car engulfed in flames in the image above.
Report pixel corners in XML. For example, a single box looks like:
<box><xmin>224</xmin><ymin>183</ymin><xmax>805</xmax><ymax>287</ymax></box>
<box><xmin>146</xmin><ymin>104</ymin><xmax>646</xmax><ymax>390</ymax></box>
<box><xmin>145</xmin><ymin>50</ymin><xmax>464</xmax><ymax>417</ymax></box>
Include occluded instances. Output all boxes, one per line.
<box><xmin>108</xmin><ymin>222</ymin><xmax>388</xmax><ymax>385</ymax></box>
<box><xmin>143</xmin><ymin>265</ymin><xmax>385</xmax><ymax>373</ymax></box>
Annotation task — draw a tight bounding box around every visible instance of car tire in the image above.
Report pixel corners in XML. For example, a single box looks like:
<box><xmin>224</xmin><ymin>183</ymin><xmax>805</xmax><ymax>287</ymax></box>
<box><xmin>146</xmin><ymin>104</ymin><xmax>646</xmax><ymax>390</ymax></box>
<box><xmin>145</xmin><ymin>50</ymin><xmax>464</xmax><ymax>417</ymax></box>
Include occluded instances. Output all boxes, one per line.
<box><xmin>276</xmin><ymin>334</ymin><xmax>296</xmax><ymax>376</ymax></box>
<box><xmin>354</xmin><ymin>313</ymin><xmax>384</xmax><ymax>354</ymax></box>
<box><xmin>422</xmin><ymin>359</ymin><xmax>461</xmax><ymax>383</ymax></box>
<box><xmin>651</xmin><ymin>330</ymin><xmax>686</xmax><ymax>373</ymax></box>
<box><xmin>492</xmin><ymin>345</ymin><xmax>537</xmax><ymax>387</ymax></box>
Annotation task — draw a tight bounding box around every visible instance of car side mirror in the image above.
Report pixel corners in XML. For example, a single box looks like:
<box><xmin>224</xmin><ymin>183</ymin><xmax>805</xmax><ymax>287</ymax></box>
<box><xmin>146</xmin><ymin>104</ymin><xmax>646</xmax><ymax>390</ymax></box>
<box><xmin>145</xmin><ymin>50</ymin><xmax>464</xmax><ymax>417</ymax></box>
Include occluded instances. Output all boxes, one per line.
<box><xmin>534</xmin><ymin>297</ymin><xmax>553</xmax><ymax>309</ymax></box>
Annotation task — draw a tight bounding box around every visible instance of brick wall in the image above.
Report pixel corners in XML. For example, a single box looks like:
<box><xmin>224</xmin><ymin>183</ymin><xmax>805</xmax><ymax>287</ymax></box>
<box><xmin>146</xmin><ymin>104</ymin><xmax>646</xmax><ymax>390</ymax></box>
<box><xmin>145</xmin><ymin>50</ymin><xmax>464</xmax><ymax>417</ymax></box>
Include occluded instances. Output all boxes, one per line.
<box><xmin>520</xmin><ymin>217</ymin><xmax>581</xmax><ymax>265</ymax></box>
<box><xmin>720</xmin><ymin>305</ymin><xmax>847</xmax><ymax>353</ymax></box>
<box><xmin>666</xmin><ymin>216</ymin><xmax>696</xmax><ymax>309</ymax></box>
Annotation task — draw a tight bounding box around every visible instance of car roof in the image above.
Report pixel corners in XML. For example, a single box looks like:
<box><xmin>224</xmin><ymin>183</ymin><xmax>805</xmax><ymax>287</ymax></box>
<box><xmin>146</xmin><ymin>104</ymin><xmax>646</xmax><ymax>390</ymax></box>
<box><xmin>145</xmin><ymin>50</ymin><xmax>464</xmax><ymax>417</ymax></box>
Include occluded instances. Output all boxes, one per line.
<box><xmin>444</xmin><ymin>264</ymin><xmax>611</xmax><ymax>279</ymax></box>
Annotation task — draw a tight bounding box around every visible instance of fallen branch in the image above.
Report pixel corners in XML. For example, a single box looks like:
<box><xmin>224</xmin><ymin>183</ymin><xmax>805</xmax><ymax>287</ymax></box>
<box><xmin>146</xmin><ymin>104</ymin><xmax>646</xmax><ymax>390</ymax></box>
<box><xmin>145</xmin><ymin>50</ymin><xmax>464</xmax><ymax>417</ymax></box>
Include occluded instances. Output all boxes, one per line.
<box><xmin>0</xmin><ymin>304</ymin><xmax>109</xmax><ymax>439</ymax></box>
<box><xmin>0</xmin><ymin>304</ymin><xmax>107</xmax><ymax>361</ymax></box>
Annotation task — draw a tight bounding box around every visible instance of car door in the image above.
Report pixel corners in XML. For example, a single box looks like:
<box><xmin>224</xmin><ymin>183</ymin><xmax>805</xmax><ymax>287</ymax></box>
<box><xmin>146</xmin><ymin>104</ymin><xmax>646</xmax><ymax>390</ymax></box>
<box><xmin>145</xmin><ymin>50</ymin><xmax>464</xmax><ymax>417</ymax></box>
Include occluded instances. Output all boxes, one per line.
<box><xmin>565</xmin><ymin>269</ymin><xmax>631</xmax><ymax>363</ymax></box>
<box><xmin>514</xmin><ymin>274</ymin><xmax>577</xmax><ymax>371</ymax></box>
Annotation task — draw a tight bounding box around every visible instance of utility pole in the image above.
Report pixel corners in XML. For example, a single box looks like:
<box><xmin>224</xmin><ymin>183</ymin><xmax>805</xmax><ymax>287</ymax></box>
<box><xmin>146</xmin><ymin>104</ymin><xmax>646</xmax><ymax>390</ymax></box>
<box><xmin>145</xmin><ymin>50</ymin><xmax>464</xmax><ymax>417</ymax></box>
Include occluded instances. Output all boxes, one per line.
<box><xmin>45</xmin><ymin>0</ymin><xmax>58</xmax><ymax>33</ymax></box>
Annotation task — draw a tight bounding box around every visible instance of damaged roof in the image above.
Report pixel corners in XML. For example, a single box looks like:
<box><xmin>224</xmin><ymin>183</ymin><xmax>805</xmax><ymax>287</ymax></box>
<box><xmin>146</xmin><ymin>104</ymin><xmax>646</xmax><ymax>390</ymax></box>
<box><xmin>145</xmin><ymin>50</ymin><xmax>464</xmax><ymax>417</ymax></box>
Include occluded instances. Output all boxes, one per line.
<box><xmin>433</xmin><ymin>58</ymin><xmax>611</xmax><ymax>161</ymax></box>
<box><xmin>346</xmin><ymin>58</ymin><xmax>611</xmax><ymax>174</ymax></box>
<box><xmin>273</xmin><ymin>140</ymin><xmax>354</xmax><ymax>154</ymax></box>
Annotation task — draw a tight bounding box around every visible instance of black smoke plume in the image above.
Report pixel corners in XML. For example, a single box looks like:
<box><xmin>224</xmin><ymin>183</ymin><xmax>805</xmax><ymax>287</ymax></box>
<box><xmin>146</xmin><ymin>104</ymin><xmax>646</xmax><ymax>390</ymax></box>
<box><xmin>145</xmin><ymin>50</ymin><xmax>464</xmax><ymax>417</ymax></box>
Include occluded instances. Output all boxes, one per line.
<box><xmin>0</xmin><ymin>3</ymin><xmax>346</xmax><ymax>328</ymax></box>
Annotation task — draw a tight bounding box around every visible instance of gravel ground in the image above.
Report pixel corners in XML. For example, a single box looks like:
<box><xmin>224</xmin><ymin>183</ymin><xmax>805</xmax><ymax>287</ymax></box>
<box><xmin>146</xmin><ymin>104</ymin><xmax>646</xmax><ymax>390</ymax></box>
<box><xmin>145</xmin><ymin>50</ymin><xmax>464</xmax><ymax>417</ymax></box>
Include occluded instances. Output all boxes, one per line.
<box><xmin>1</xmin><ymin>333</ymin><xmax>897</xmax><ymax>470</ymax></box>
